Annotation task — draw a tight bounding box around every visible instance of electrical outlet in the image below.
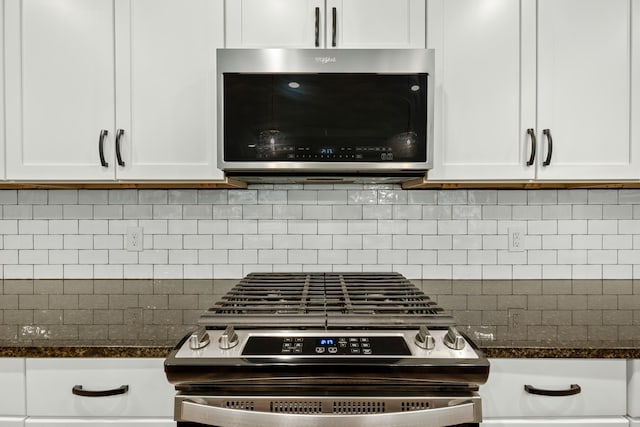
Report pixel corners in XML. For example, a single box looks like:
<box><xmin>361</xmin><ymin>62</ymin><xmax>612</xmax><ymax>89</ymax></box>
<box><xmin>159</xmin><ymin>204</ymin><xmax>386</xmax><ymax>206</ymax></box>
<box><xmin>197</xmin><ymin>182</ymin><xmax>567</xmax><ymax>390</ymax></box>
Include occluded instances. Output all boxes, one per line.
<box><xmin>126</xmin><ymin>226</ymin><xmax>143</xmax><ymax>251</ymax></box>
<box><xmin>508</xmin><ymin>226</ymin><xmax>526</xmax><ymax>252</ymax></box>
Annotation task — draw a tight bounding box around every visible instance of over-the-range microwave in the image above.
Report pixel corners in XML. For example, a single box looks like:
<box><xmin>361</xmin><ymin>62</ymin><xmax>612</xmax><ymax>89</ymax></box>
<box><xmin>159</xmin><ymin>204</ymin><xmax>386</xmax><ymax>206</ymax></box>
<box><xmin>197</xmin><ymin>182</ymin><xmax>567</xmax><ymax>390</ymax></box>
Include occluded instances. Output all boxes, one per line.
<box><xmin>217</xmin><ymin>48</ymin><xmax>434</xmax><ymax>184</ymax></box>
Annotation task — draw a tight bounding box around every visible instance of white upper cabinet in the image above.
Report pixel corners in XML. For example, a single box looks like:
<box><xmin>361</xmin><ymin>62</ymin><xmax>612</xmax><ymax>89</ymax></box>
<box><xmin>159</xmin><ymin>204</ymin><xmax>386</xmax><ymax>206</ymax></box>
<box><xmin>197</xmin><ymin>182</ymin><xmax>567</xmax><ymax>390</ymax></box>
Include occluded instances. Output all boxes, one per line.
<box><xmin>5</xmin><ymin>0</ymin><xmax>116</xmax><ymax>180</ymax></box>
<box><xmin>3</xmin><ymin>0</ymin><xmax>224</xmax><ymax>181</ymax></box>
<box><xmin>114</xmin><ymin>0</ymin><xmax>224</xmax><ymax>180</ymax></box>
<box><xmin>428</xmin><ymin>0</ymin><xmax>639</xmax><ymax>181</ymax></box>
<box><xmin>225</xmin><ymin>0</ymin><xmax>425</xmax><ymax>48</ymax></box>
<box><xmin>0</xmin><ymin>0</ymin><xmax>5</xmax><ymax>180</ymax></box>
<box><xmin>225</xmin><ymin>0</ymin><xmax>324</xmax><ymax>48</ymax></box>
<box><xmin>536</xmin><ymin>0</ymin><xmax>637</xmax><ymax>180</ymax></box>
<box><xmin>427</xmin><ymin>0</ymin><xmax>536</xmax><ymax>180</ymax></box>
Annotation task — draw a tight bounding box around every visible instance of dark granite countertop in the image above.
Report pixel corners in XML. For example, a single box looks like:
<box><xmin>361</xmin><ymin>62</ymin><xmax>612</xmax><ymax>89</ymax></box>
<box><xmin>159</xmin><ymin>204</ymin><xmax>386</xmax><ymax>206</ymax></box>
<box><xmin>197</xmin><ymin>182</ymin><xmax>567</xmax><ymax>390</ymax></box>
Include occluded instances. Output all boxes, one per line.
<box><xmin>1</xmin><ymin>279</ymin><xmax>639</xmax><ymax>359</ymax></box>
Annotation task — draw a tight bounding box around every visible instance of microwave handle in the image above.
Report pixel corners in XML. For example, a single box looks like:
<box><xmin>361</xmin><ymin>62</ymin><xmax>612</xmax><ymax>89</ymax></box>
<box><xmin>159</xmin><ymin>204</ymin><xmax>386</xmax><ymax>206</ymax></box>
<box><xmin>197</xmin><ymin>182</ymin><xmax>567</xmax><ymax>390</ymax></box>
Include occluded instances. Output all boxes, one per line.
<box><xmin>180</xmin><ymin>399</ymin><xmax>477</xmax><ymax>427</ymax></box>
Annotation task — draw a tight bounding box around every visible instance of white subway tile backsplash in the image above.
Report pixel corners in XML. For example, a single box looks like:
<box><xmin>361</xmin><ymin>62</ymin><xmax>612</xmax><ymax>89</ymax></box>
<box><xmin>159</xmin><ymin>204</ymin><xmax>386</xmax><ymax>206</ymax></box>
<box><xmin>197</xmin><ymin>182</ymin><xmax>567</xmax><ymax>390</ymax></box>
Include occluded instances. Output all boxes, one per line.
<box><xmin>333</xmin><ymin>235</ymin><xmax>362</xmax><ymax>249</ymax></box>
<box><xmin>408</xmin><ymin>190</ymin><xmax>437</xmax><ymax>205</ymax></box>
<box><xmin>392</xmin><ymin>235</ymin><xmax>422</xmax><ymax>249</ymax></box>
<box><xmin>288</xmin><ymin>220</ymin><xmax>317</xmax><ymax>234</ymax></box>
<box><xmin>273</xmin><ymin>235</ymin><xmax>302</xmax><ymax>249</ymax></box>
<box><xmin>379</xmin><ymin>189</ymin><xmax>407</xmax><ymax>204</ymax></box>
<box><xmin>5</xmin><ymin>235</ymin><xmax>33</xmax><ymax>249</ymax></box>
<box><xmin>168</xmin><ymin>190</ymin><xmax>197</xmax><ymax>205</ymax></box>
<box><xmin>573</xmin><ymin>235</ymin><xmax>603</xmax><ymax>249</ymax></box>
<box><xmin>438</xmin><ymin>220</ymin><xmax>467</xmax><ymax>235</ymax></box>
<box><xmin>347</xmin><ymin>220</ymin><xmax>378</xmax><ymax>234</ymax></box>
<box><xmin>198</xmin><ymin>189</ymin><xmax>227</xmax><ymax>204</ymax></box>
<box><xmin>363</xmin><ymin>235</ymin><xmax>392</xmax><ymax>249</ymax></box>
<box><xmin>407</xmin><ymin>249</ymin><xmax>437</xmax><ymax>265</ymax></box>
<box><xmin>4</xmin><ymin>205</ymin><xmax>33</xmax><ymax>219</ymax></box>
<box><xmin>393</xmin><ymin>204</ymin><xmax>422</xmax><ymax>219</ymax></box>
<box><xmin>497</xmin><ymin>190</ymin><xmax>527</xmax><ymax>205</ymax></box>
<box><xmin>452</xmin><ymin>235</ymin><xmax>482</xmax><ymax>250</ymax></box>
<box><xmin>573</xmin><ymin>205</ymin><xmax>603</xmax><ymax>219</ymax></box>
<box><xmin>377</xmin><ymin>249</ymin><xmax>407</xmax><ymax>264</ymax></box>
<box><xmin>35</xmin><ymin>235</ymin><xmax>63</xmax><ymax>249</ymax></box>
<box><xmin>34</xmin><ymin>205</ymin><xmax>63</xmax><ymax>219</ymax></box>
<box><xmin>303</xmin><ymin>235</ymin><xmax>332</xmax><ymax>249</ymax></box>
<box><xmin>347</xmin><ymin>249</ymin><xmax>377</xmax><ymax>264</ymax></box>
<box><xmin>422</xmin><ymin>205</ymin><xmax>452</xmax><ymax>219</ymax></box>
<box><xmin>213</xmin><ymin>235</ymin><xmax>243</xmax><ymax>250</ymax></box>
<box><xmin>1</xmin><ymin>187</ymin><xmax>639</xmax><ymax>279</ymax></box>
<box><xmin>303</xmin><ymin>205</ymin><xmax>332</xmax><ymax>219</ymax></box>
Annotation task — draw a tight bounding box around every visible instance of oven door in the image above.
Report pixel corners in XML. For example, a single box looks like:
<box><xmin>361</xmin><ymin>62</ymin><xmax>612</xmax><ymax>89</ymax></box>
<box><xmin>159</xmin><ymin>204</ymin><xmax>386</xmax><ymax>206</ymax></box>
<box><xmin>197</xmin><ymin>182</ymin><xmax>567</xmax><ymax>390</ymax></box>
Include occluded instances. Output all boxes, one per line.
<box><xmin>174</xmin><ymin>392</ymin><xmax>482</xmax><ymax>427</ymax></box>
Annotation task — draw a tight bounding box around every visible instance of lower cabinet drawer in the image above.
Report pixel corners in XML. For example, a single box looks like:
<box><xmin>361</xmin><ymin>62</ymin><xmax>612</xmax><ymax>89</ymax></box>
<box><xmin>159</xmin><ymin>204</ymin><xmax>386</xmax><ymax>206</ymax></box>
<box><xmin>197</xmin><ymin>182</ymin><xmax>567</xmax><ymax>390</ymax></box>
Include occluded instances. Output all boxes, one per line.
<box><xmin>479</xmin><ymin>359</ymin><xmax>626</xmax><ymax>418</ymax></box>
<box><xmin>481</xmin><ymin>418</ymin><xmax>629</xmax><ymax>426</ymax></box>
<box><xmin>26</xmin><ymin>358</ymin><xmax>174</xmax><ymax>417</ymax></box>
<box><xmin>629</xmin><ymin>360</ymin><xmax>640</xmax><ymax>417</ymax></box>
<box><xmin>25</xmin><ymin>419</ymin><xmax>175</xmax><ymax>426</ymax></box>
<box><xmin>0</xmin><ymin>358</ymin><xmax>26</xmax><ymax>416</ymax></box>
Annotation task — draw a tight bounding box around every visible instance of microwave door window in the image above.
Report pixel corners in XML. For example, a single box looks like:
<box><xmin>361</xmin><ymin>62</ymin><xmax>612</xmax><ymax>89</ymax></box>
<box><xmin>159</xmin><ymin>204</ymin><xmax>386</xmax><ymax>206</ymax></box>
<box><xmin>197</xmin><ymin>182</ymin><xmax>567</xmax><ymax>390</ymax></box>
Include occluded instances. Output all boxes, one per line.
<box><xmin>223</xmin><ymin>73</ymin><xmax>427</xmax><ymax>162</ymax></box>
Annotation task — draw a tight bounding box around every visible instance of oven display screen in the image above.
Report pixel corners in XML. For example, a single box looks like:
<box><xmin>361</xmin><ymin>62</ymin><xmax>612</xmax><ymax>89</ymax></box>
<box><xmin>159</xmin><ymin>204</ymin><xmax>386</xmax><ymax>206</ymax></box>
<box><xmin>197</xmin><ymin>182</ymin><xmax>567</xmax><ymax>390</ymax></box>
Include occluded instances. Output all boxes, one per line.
<box><xmin>242</xmin><ymin>336</ymin><xmax>411</xmax><ymax>356</ymax></box>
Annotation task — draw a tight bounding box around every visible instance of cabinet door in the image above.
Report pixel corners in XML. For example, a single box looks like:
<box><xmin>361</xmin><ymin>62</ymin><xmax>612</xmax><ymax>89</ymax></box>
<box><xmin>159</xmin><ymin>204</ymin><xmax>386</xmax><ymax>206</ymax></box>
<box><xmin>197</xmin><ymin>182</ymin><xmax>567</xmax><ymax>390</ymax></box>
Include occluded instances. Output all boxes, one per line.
<box><xmin>0</xmin><ymin>0</ymin><xmax>5</xmax><ymax>180</ymax></box>
<box><xmin>536</xmin><ymin>0</ymin><xmax>637</xmax><ymax>180</ymax></box>
<box><xmin>0</xmin><ymin>358</ymin><xmax>26</xmax><ymax>416</ymax></box>
<box><xmin>4</xmin><ymin>0</ymin><xmax>116</xmax><ymax>180</ymax></box>
<box><xmin>326</xmin><ymin>0</ymin><xmax>425</xmax><ymax>48</ymax></box>
<box><xmin>427</xmin><ymin>0</ymin><xmax>536</xmax><ymax>180</ymax></box>
<box><xmin>114</xmin><ymin>0</ymin><xmax>224</xmax><ymax>180</ymax></box>
<box><xmin>225</xmin><ymin>0</ymin><xmax>324</xmax><ymax>48</ymax></box>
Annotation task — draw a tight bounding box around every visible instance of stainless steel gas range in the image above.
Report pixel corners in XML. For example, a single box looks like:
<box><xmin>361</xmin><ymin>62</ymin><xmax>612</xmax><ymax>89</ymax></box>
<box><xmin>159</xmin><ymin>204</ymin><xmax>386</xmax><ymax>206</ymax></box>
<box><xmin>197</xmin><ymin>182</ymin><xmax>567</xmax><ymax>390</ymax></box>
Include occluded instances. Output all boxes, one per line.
<box><xmin>165</xmin><ymin>272</ymin><xmax>489</xmax><ymax>427</ymax></box>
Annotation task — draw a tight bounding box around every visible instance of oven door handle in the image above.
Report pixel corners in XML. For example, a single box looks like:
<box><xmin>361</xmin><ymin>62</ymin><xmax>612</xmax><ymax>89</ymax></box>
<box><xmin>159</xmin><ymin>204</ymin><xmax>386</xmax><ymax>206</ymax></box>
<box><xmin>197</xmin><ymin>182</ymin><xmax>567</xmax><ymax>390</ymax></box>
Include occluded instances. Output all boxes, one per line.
<box><xmin>180</xmin><ymin>399</ymin><xmax>477</xmax><ymax>427</ymax></box>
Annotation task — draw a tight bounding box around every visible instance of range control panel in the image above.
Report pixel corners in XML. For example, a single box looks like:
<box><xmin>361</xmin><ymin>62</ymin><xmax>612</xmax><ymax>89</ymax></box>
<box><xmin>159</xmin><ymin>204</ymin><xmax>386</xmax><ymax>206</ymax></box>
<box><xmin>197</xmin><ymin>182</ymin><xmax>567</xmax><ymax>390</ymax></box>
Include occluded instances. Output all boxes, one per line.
<box><xmin>242</xmin><ymin>336</ymin><xmax>411</xmax><ymax>356</ymax></box>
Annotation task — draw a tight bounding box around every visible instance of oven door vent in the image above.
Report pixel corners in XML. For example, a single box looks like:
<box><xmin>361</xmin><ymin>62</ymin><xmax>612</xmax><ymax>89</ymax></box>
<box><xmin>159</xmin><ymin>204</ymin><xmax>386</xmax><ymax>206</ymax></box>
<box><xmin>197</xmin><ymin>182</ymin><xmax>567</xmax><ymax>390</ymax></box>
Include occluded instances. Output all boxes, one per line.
<box><xmin>270</xmin><ymin>401</ymin><xmax>323</xmax><ymax>414</ymax></box>
<box><xmin>225</xmin><ymin>400</ymin><xmax>255</xmax><ymax>411</ymax></box>
<box><xmin>401</xmin><ymin>401</ymin><xmax>431</xmax><ymax>411</ymax></box>
<box><xmin>332</xmin><ymin>401</ymin><xmax>386</xmax><ymax>414</ymax></box>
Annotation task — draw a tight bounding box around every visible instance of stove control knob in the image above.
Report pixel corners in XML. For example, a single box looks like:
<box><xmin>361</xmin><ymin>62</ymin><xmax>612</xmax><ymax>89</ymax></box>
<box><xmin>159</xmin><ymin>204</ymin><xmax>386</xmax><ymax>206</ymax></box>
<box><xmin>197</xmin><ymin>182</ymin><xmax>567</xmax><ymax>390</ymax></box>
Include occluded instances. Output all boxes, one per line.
<box><xmin>414</xmin><ymin>325</ymin><xmax>436</xmax><ymax>350</ymax></box>
<box><xmin>219</xmin><ymin>325</ymin><xmax>239</xmax><ymax>350</ymax></box>
<box><xmin>444</xmin><ymin>326</ymin><xmax>466</xmax><ymax>350</ymax></box>
<box><xmin>188</xmin><ymin>326</ymin><xmax>210</xmax><ymax>350</ymax></box>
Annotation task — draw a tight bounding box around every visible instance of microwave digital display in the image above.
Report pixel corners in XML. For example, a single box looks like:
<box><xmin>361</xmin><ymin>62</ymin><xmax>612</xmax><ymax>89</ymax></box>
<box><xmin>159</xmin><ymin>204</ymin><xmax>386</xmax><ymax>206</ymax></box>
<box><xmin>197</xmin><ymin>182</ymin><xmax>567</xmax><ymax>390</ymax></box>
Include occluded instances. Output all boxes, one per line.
<box><xmin>222</xmin><ymin>73</ymin><xmax>428</xmax><ymax>163</ymax></box>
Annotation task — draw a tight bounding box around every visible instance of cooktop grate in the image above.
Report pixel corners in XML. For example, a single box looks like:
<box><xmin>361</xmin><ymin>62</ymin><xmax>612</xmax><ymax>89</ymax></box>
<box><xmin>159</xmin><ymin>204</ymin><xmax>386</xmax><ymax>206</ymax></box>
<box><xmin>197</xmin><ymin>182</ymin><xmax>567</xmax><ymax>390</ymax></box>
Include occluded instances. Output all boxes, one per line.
<box><xmin>199</xmin><ymin>272</ymin><xmax>453</xmax><ymax>329</ymax></box>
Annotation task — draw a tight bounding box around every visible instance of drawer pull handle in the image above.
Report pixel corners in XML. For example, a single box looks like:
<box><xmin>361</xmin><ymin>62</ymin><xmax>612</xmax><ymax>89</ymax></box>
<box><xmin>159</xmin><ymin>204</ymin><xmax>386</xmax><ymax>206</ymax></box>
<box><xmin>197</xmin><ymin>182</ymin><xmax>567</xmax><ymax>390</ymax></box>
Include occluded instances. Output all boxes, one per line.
<box><xmin>72</xmin><ymin>384</ymin><xmax>129</xmax><ymax>397</ymax></box>
<box><xmin>524</xmin><ymin>384</ymin><xmax>581</xmax><ymax>397</ymax></box>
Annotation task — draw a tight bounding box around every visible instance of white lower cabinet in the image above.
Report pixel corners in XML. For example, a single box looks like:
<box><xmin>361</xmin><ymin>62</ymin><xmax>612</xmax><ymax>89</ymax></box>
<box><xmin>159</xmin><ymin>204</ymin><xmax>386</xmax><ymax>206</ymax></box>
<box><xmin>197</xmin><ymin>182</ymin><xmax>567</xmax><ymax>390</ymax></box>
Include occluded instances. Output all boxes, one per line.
<box><xmin>629</xmin><ymin>360</ymin><xmax>640</xmax><ymax>417</ymax></box>
<box><xmin>0</xmin><ymin>358</ymin><xmax>26</xmax><ymax>417</ymax></box>
<box><xmin>480</xmin><ymin>359</ymin><xmax>627</xmax><ymax>425</ymax></box>
<box><xmin>25</xmin><ymin>358</ymin><xmax>175</xmax><ymax>425</ymax></box>
<box><xmin>0</xmin><ymin>419</ymin><xmax>25</xmax><ymax>427</ymax></box>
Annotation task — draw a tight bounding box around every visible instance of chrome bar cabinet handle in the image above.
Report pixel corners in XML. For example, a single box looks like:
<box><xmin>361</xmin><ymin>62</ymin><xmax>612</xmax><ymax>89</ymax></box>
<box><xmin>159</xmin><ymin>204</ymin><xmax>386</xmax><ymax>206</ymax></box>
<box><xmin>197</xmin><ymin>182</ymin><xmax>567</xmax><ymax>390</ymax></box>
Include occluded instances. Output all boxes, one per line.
<box><xmin>98</xmin><ymin>129</ymin><xmax>109</xmax><ymax>167</ymax></box>
<box><xmin>526</xmin><ymin>128</ymin><xmax>536</xmax><ymax>166</ymax></box>
<box><xmin>180</xmin><ymin>399</ymin><xmax>477</xmax><ymax>427</ymax></box>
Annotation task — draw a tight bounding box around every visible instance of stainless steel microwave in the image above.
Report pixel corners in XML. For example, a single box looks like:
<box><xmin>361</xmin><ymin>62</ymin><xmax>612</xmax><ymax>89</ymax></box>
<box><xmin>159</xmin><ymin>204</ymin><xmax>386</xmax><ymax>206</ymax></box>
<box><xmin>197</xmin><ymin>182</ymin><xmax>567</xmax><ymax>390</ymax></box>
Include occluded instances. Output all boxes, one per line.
<box><xmin>217</xmin><ymin>48</ymin><xmax>434</xmax><ymax>183</ymax></box>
